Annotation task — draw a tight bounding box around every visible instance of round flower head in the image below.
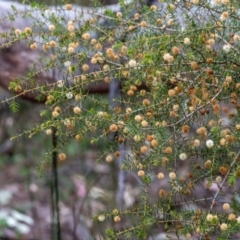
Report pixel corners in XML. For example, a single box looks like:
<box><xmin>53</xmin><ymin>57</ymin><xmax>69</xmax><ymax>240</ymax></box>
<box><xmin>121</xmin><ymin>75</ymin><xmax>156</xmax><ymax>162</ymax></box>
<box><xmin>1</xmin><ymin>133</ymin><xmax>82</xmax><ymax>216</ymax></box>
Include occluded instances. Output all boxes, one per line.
<box><xmin>128</xmin><ymin>59</ymin><xmax>137</xmax><ymax>68</ymax></box>
<box><xmin>116</xmin><ymin>12</ymin><xmax>122</xmax><ymax>18</ymax></box>
<box><xmin>52</xmin><ymin>111</ymin><xmax>59</xmax><ymax>118</ymax></box>
<box><xmin>138</xmin><ymin>170</ymin><xmax>145</xmax><ymax>177</ymax></box>
<box><xmin>140</xmin><ymin>145</ymin><xmax>148</xmax><ymax>153</ymax></box>
<box><xmin>105</xmin><ymin>154</ymin><xmax>113</xmax><ymax>163</ymax></box>
<box><xmin>193</xmin><ymin>139</ymin><xmax>200</xmax><ymax>147</ymax></box>
<box><xmin>168</xmin><ymin>89</ymin><xmax>176</xmax><ymax>97</ymax></box>
<box><xmin>223</xmin><ymin>44</ymin><xmax>231</xmax><ymax>52</ymax></box>
<box><xmin>109</xmin><ymin>124</ymin><xmax>118</xmax><ymax>132</ymax></box>
<box><xmin>66</xmin><ymin>92</ymin><xmax>73</xmax><ymax>99</ymax></box>
<box><xmin>125</xmin><ymin>108</ymin><xmax>132</xmax><ymax>114</ymax></box>
<box><xmin>182</xmin><ymin>125</ymin><xmax>190</xmax><ymax>133</ymax></box>
<box><xmin>30</xmin><ymin>42</ymin><xmax>37</xmax><ymax>50</ymax></box>
<box><xmin>75</xmin><ymin>94</ymin><xmax>82</xmax><ymax>101</ymax></box>
<box><xmin>164</xmin><ymin>146</ymin><xmax>173</xmax><ymax>154</ymax></box>
<box><xmin>206</xmin><ymin>140</ymin><xmax>214</xmax><ymax>148</ymax></box>
<box><xmin>57</xmin><ymin>80</ymin><xmax>64</xmax><ymax>87</ymax></box>
<box><xmin>68</xmin><ymin>25</ymin><xmax>74</xmax><ymax>32</ymax></box>
<box><xmin>45</xmin><ymin>129</ymin><xmax>52</xmax><ymax>135</ymax></box>
<box><xmin>220</xmin><ymin>223</ymin><xmax>228</xmax><ymax>231</ymax></box>
<box><xmin>15</xmin><ymin>29</ymin><xmax>22</xmax><ymax>35</ymax></box>
<box><xmin>68</xmin><ymin>47</ymin><xmax>74</xmax><ymax>53</ymax></box>
<box><xmin>206</xmin><ymin>214</ymin><xmax>213</xmax><ymax>221</ymax></box>
<box><xmin>65</xmin><ymin>4</ymin><xmax>72</xmax><ymax>10</ymax></box>
<box><xmin>64</xmin><ymin>61</ymin><xmax>71</xmax><ymax>67</ymax></box>
<box><xmin>73</xmin><ymin>106</ymin><xmax>81</xmax><ymax>114</ymax></box>
<box><xmin>150</xmin><ymin>5</ymin><xmax>157</xmax><ymax>11</ymax></box>
<box><xmin>141</xmin><ymin>120</ymin><xmax>148</xmax><ymax>127</ymax></box>
<box><xmin>233</xmin><ymin>34</ymin><xmax>240</xmax><ymax>42</ymax></box>
<box><xmin>228</xmin><ymin>213</ymin><xmax>236</xmax><ymax>221</ymax></box>
<box><xmin>216</xmin><ymin>176</ymin><xmax>222</xmax><ymax>183</ymax></box>
<box><xmin>134</xmin><ymin>115</ymin><xmax>142</xmax><ymax>122</ymax></box>
<box><xmin>220</xmin><ymin>11</ymin><xmax>229</xmax><ymax>21</ymax></box>
<box><xmin>163</xmin><ymin>53</ymin><xmax>174</xmax><ymax>63</ymax></box>
<box><xmin>169</xmin><ymin>172</ymin><xmax>176</xmax><ymax>180</ymax></box>
<box><xmin>48</xmin><ymin>25</ymin><xmax>55</xmax><ymax>31</ymax></box>
<box><xmin>157</xmin><ymin>172</ymin><xmax>164</xmax><ymax>179</ymax></box>
<box><xmin>185</xmin><ymin>233</ymin><xmax>191</xmax><ymax>240</ymax></box>
<box><xmin>58</xmin><ymin>153</ymin><xmax>66</xmax><ymax>161</ymax></box>
<box><xmin>24</xmin><ymin>27</ymin><xmax>32</xmax><ymax>34</ymax></box>
<box><xmin>133</xmin><ymin>134</ymin><xmax>141</xmax><ymax>142</ymax></box>
<box><xmin>82</xmin><ymin>32</ymin><xmax>91</xmax><ymax>40</ymax></box>
<box><xmin>179</xmin><ymin>153</ymin><xmax>187</xmax><ymax>161</ymax></box>
<box><xmin>75</xmin><ymin>134</ymin><xmax>82</xmax><ymax>141</ymax></box>
<box><xmin>114</xmin><ymin>216</ymin><xmax>121</xmax><ymax>222</ymax></box>
<box><xmin>223</xmin><ymin>203</ymin><xmax>230</xmax><ymax>211</ymax></box>
<box><xmin>184</xmin><ymin>37</ymin><xmax>191</xmax><ymax>45</ymax></box>
<box><xmin>140</xmin><ymin>21</ymin><xmax>147</xmax><ymax>27</ymax></box>
<box><xmin>98</xmin><ymin>214</ymin><xmax>105</xmax><ymax>222</ymax></box>
<box><xmin>142</xmin><ymin>99</ymin><xmax>150</xmax><ymax>106</ymax></box>
<box><xmin>151</xmin><ymin>139</ymin><xmax>158</xmax><ymax>147</ymax></box>
<box><xmin>49</xmin><ymin>40</ymin><xmax>57</xmax><ymax>47</ymax></box>
<box><xmin>82</xmin><ymin>64</ymin><xmax>89</xmax><ymax>71</ymax></box>
<box><xmin>193</xmin><ymin>0</ymin><xmax>199</xmax><ymax>4</ymax></box>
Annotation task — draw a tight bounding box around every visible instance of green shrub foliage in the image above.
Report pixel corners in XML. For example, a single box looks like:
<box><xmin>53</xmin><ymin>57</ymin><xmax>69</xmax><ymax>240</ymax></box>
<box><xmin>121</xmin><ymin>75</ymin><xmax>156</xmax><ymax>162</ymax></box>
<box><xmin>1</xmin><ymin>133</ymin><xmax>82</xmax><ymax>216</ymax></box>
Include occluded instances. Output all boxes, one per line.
<box><xmin>1</xmin><ymin>0</ymin><xmax>240</xmax><ymax>239</ymax></box>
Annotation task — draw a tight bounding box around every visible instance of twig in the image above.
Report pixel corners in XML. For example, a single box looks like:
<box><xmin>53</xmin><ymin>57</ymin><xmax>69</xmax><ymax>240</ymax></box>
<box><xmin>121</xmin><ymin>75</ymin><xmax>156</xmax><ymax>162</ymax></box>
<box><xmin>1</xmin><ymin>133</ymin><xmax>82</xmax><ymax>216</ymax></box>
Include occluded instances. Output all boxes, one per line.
<box><xmin>210</xmin><ymin>150</ymin><xmax>240</xmax><ymax>211</ymax></box>
<box><xmin>51</xmin><ymin>126</ymin><xmax>61</xmax><ymax>240</ymax></box>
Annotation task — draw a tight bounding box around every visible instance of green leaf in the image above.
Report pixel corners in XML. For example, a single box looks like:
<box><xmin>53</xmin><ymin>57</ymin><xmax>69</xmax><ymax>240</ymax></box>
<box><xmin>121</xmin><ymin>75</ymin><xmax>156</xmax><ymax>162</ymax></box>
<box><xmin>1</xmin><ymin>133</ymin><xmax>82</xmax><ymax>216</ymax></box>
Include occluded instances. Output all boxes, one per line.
<box><xmin>40</xmin><ymin>110</ymin><xmax>47</xmax><ymax>117</ymax></box>
<box><xmin>228</xmin><ymin>175</ymin><xmax>235</xmax><ymax>186</ymax></box>
<box><xmin>9</xmin><ymin>100</ymin><xmax>20</xmax><ymax>113</ymax></box>
<box><xmin>104</xmin><ymin>9</ymin><xmax>115</xmax><ymax>18</ymax></box>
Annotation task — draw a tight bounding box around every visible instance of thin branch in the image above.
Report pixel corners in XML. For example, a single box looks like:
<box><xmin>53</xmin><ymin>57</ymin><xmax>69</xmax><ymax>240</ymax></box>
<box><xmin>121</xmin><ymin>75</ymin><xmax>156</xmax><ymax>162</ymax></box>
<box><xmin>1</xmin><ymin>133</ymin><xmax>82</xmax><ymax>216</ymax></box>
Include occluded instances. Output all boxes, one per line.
<box><xmin>210</xmin><ymin>150</ymin><xmax>240</xmax><ymax>211</ymax></box>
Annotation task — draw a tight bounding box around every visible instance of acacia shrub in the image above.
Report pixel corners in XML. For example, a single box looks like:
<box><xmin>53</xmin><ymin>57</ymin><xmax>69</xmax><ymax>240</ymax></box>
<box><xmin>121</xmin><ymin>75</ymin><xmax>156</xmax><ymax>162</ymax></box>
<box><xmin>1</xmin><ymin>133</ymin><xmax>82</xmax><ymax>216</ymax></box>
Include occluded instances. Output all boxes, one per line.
<box><xmin>1</xmin><ymin>0</ymin><xmax>240</xmax><ymax>239</ymax></box>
